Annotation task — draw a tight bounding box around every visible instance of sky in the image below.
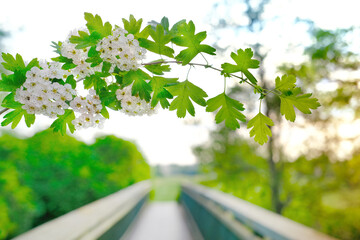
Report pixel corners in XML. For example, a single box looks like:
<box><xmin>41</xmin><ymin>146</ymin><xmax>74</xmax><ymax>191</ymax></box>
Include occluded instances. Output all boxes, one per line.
<box><xmin>0</xmin><ymin>0</ymin><xmax>359</xmax><ymax>165</ymax></box>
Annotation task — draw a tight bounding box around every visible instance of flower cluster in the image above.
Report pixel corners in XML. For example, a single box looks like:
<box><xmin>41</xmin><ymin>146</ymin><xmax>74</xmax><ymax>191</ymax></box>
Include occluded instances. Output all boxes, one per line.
<box><xmin>70</xmin><ymin>89</ymin><xmax>105</xmax><ymax>129</ymax></box>
<box><xmin>116</xmin><ymin>85</ymin><xmax>158</xmax><ymax>116</ymax></box>
<box><xmin>15</xmin><ymin>62</ymin><xmax>75</xmax><ymax>118</ymax></box>
<box><xmin>96</xmin><ymin>27</ymin><xmax>147</xmax><ymax>71</ymax></box>
<box><xmin>61</xmin><ymin>28</ymin><xmax>102</xmax><ymax>78</ymax></box>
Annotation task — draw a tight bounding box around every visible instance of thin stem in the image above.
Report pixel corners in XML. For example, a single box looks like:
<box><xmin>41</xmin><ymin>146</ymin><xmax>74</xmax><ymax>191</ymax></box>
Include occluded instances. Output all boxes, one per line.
<box><xmin>200</xmin><ymin>52</ymin><xmax>209</xmax><ymax>66</ymax></box>
<box><xmin>223</xmin><ymin>77</ymin><xmax>227</xmax><ymax>93</ymax></box>
<box><xmin>186</xmin><ymin>65</ymin><xmax>192</xmax><ymax>80</ymax></box>
<box><xmin>259</xmin><ymin>99</ymin><xmax>262</xmax><ymax>112</ymax></box>
<box><xmin>0</xmin><ymin>108</ymin><xmax>9</xmax><ymax>116</ymax></box>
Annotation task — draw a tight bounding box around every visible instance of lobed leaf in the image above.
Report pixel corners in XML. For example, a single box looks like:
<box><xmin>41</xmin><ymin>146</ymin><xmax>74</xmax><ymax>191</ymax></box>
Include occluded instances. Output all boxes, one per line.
<box><xmin>145</xmin><ymin>62</ymin><xmax>171</xmax><ymax>75</ymax></box>
<box><xmin>122</xmin><ymin>15</ymin><xmax>143</xmax><ymax>35</ymax></box>
<box><xmin>274</xmin><ymin>74</ymin><xmax>321</xmax><ymax>121</ymax></box>
<box><xmin>149</xmin><ymin>76</ymin><xmax>178</xmax><ymax>108</ymax></box>
<box><xmin>206</xmin><ymin>92</ymin><xmax>246</xmax><ymax>129</ymax></box>
<box><xmin>275</xmin><ymin>74</ymin><xmax>296</xmax><ymax>91</ymax></box>
<box><xmin>84</xmin><ymin>12</ymin><xmax>112</xmax><ymax>38</ymax></box>
<box><xmin>51</xmin><ymin>41</ymin><xmax>62</xmax><ymax>54</ymax></box>
<box><xmin>171</xmin><ymin>21</ymin><xmax>216</xmax><ymax>65</ymax></box>
<box><xmin>1</xmin><ymin>108</ymin><xmax>35</xmax><ymax>129</ymax></box>
<box><xmin>69</xmin><ymin>31</ymin><xmax>100</xmax><ymax>49</ymax></box>
<box><xmin>50</xmin><ymin>109</ymin><xmax>75</xmax><ymax>135</ymax></box>
<box><xmin>84</xmin><ymin>74</ymin><xmax>108</xmax><ymax>92</ymax></box>
<box><xmin>247</xmin><ymin>112</ymin><xmax>274</xmax><ymax>145</ymax></box>
<box><xmin>280</xmin><ymin>90</ymin><xmax>320</xmax><ymax>122</ymax></box>
<box><xmin>1</xmin><ymin>53</ymin><xmax>25</xmax><ymax>72</ymax></box>
<box><xmin>166</xmin><ymin>80</ymin><xmax>207</xmax><ymax>117</ymax></box>
<box><xmin>0</xmin><ymin>73</ymin><xmax>23</xmax><ymax>92</ymax></box>
<box><xmin>138</xmin><ymin>24</ymin><xmax>174</xmax><ymax>58</ymax></box>
<box><xmin>221</xmin><ymin>48</ymin><xmax>260</xmax><ymax>84</ymax></box>
<box><xmin>1</xmin><ymin>92</ymin><xmax>22</xmax><ymax>109</ymax></box>
<box><xmin>123</xmin><ymin>69</ymin><xmax>152</xmax><ymax>102</ymax></box>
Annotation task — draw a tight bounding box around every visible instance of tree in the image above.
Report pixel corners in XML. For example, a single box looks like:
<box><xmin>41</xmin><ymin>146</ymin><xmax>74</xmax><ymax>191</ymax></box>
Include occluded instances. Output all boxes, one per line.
<box><xmin>205</xmin><ymin>0</ymin><xmax>287</xmax><ymax>213</ymax></box>
<box><xmin>0</xmin><ymin>130</ymin><xmax>150</xmax><ymax>239</ymax></box>
<box><xmin>279</xmin><ymin>26</ymin><xmax>360</xmax><ymax>158</ymax></box>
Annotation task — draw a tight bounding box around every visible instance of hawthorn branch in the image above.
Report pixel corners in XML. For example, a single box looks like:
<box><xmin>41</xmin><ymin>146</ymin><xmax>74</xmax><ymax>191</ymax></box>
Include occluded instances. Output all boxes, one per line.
<box><xmin>141</xmin><ymin>60</ymin><xmax>259</xmax><ymax>89</ymax></box>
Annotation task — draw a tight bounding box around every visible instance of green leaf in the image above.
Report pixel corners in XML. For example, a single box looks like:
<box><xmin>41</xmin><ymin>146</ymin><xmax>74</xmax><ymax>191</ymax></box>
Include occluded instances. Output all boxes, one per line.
<box><xmin>51</xmin><ymin>41</ymin><xmax>62</xmax><ymax>54</ymax></box>
<box><xmin>86</xmin><ymin>46</ymin><xmax>103</xmax><ymax>67</ymax></box>
<box><xmin>1</xmin><ymin>108</ymin><xmax>35</xmax><ymax>128</ymax></box>
<box><xmin>99</xmin><ymin>87</ymin><xmax>117</xmax><ymax>106</ymax></box>
<box><xmin>275</xmin><ymin>74</ymin><xmax>297</xmax><ymax>91</ymax></box>
<box><xmin>149</xmin><ymin>17</ymin><xmax>185</xmax><ymax>38</ymax></box>
<box><xmin>144</xmin><ymin>61</ymin><xmax>171</xmax><ymax>75</ymax></box>
<box><xmin>1</xmin><ymin>92</ymin><xmax>22</xmax><ymax>109</ymax></box>
<box><xmin>101</xmin><ymin>106</ymin><xmax>110</xmax><ymax>119</ymax></box>
<box><xmin>138</xmin><ymin>24</ymin><xmax>174</xmax><ymax>58</ymax></box>
<box><xmin>102</xmin><ymin>61</ymin><xmax>112</xmax><ymax>73</ymax></box>
<box><xmin>84</xmin><ymin>12</ymin><xmax>112</xmax><ymax>38</ymax></box>
<box><xmin>274</xmin><ymin>74</ymin><xmax>321</xmax><ymax>121</ymax></box>
<box><xmin>160</xmin><ymin>17</ymin><xmax>170</xmax><ymax>32</ymax></box>
<box><xmin>149</xmin><ymin>76</ymin><xmax>178</xmax><ymax>108</ymax></box>
<box><xmin>122</xmin><ymin>15</ymin><xmax>143</xmax><ymax>36</ymax></box>
<box><xmin>1</xmin><ymin>53</ymin><xmax>25</xmax><ymax>72</ymax></box>
<box><xmin>50</xmin><ymin>109</ymin><xmax>75</xmax><ymax>135</ymax></box>
<box><xmin>51</xmin><ymin>55</ymin><xmax>73</xmax><ymax>63</ymax></box>
<box><xmin>0</xmin><ymin>53</ymin><xmax>39</xmax><ymax>91</ymax></box>
<box><xmin>221</xmin><ymin>48</ymin><xmax>260</xmax><ymax>84</ymax></box>
<box><xmin>280</xmin><ymin>89</ymin><xmax>321</xmax><ymax>121</ymax></box>
<box><xmin>169</xmin><ymin>19</ymin><xmax>186</xmax><ymax>38</ymax></box>
<box><xmin>69</xmin><ymin>31</ymin><xmax>100</xmax><ymax>49</ymax></box>
<box><xmin>0</xmin><ymin>73</ymin><xmax>22</xmax><ymax>91</ymax></box>
<box><xmin>206</xmin><ymin>92</ymin><xmax>246</xmax><ymax>129</ymax></box>
<box><xmin>24</xmin><ymin>113</ymin><xmax>35</xmax><ymax>127</ymax></box>
<box><xmin>137</xmin><ymin>25</ymin><xmax>151</xmax><ymax>39</ymax></box>
<box><xmin>171</xmin><ymin>21</ymin><xmax>216</xmax><ymax>65</ymax></box>
<box><xmin>52</xmin><ymin>56</ymin><xmax>77</xmax><ymax>70</ymax></box>
<box><xmin>26</xmin><ymin>58</ymin><xmax>40</xmax><ymax>71</ymax></box>
<box><xmin>62</xmin><ymin>63</ymin><xmax>77</xmax><ymax>70</ymax></box>
<box><xmin>247</xmin><ymin>112</ymin><xmax>274</xmax><ymax>145</ymax></box>
<box><xmin>166</xmin><ymin>80</ymin><xmax>207</xmax><ymax>117</ymax></box>
<box><xmin>65</xmin><ymin>75</ymin><xmax>76</xmax><ymax>89</ymax></box>
<box><xmin>84</xmin><ymin>74</ymin><xmax>107</xmax><ymax>91</ymax></box>
<box><xmin>123</xmin><ymin>69</ymin><xmax>152</xmax><ymax>102</ymax></box>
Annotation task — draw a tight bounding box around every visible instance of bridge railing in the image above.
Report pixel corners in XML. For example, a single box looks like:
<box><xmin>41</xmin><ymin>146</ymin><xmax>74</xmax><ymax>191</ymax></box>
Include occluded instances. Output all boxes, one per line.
<box><xmin>13</xmin><ymin>180</ymin><xmax>151</xmax><ymax>240</ymax></box>
<box><xmin>181</xmin><ymin>182</ymin><xmax>337</xmax><ymax>240</ymax></box>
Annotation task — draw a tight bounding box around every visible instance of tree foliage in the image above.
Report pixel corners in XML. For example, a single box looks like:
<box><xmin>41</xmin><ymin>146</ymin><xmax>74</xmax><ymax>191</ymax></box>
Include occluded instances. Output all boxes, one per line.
<box><xmin>0</xmin><ymin>130</ymin><xmax>150</xmax><ymax>239</ymax></box>
<box><xmin>194</xmin><ymin>126</ymin><xmax>360</xmax><ymax>240</ymax></box>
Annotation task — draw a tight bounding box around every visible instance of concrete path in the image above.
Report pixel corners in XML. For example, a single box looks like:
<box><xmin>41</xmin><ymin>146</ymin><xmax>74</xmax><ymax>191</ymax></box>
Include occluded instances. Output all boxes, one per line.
<box><xmin>121</xmin><ymin>202</ymin><xmax>199</xmax><ymax>240</ymax></box>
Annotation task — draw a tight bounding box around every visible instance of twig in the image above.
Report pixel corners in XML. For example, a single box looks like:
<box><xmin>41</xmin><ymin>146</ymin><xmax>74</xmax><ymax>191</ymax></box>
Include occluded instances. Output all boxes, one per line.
<box><xmin>0</xmin><ymin>108</ymin><xmax>9</xmax><ymax>116</ymax></box>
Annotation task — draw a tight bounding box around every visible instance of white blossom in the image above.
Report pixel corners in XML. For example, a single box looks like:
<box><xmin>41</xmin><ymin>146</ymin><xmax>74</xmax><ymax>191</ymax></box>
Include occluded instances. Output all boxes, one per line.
<box><xmin>116</xmin><ymin>84</ymin><xmax>158</xmax><ymax>116</ymax></box>
<box><xmin>15</xmin><ymin>64</ymin><xmax>76</xmax><ymax>118</ymax></box>
<box><xmin>70</xmin><ymin>90</ymin><xmax>105</xmax><ymax>130</ymax></box>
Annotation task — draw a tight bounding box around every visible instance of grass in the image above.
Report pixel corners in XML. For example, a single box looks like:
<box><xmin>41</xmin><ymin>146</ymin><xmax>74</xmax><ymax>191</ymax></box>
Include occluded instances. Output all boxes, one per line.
<box><xmin>149</xmin><ymin>175</ymin><xmax>207</xmax><ymax>201</ymax></box>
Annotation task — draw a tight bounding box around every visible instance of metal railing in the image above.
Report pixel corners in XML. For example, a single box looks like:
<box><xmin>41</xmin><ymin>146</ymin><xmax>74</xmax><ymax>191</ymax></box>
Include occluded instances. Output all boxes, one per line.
<box><xmin>181</xmin><ymin>182</ymin><xmax>337</xmax><ymax>240</ymax></box>
<box><xmin>13</xmin><ymin>181</ymin><xmax>151</xmax><ymax>240</ymax></box>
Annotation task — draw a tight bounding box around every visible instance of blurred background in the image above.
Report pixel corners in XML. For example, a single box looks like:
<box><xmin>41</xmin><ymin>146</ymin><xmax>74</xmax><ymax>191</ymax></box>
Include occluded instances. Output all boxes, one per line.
<box><xmin>1</xmin><ymin>0</ymin><xmax>360</xmax><ymax>239</ymax></box>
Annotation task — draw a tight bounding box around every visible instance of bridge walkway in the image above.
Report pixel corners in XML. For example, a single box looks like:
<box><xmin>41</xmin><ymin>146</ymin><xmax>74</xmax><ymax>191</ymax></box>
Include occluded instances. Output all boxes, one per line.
<box><xmin>121</xmin><ymin>202</ymin><xmax>201</xmax><ymax>240</ymax></box>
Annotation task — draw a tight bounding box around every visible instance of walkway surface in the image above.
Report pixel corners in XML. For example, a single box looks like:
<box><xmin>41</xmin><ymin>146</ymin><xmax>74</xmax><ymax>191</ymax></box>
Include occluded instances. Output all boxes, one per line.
<box><xmin>121</xmin><ymin>202</ymin><xmax>198</xmax><ymax>240</ymax></box>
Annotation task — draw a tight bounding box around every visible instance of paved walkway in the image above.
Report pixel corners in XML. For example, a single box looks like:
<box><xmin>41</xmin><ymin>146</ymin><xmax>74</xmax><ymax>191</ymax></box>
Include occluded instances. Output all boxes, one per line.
<box><xmin>121</xmin><ymin>202</ymin><xmax>198</xmax><ymax>240</ymax></box>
